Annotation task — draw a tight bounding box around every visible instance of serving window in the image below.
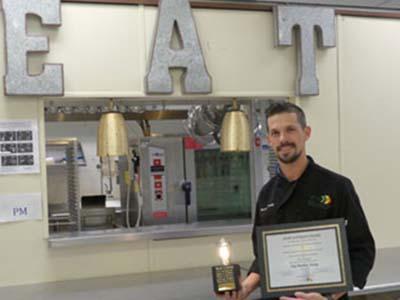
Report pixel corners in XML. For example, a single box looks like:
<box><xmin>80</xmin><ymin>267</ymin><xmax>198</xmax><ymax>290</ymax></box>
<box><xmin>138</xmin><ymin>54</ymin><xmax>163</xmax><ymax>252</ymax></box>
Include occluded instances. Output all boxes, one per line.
<box><xmin>44</xmin><ymin>98</ymin><xmax>280</xmax><ymax>246</ymax></box>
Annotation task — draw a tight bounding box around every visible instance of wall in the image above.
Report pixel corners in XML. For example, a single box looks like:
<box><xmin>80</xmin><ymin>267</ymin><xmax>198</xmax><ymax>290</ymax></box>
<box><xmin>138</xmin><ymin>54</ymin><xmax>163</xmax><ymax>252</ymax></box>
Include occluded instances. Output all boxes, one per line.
<box><xmin>338</xmin><ymin>15</ymin><xmax>400</xmax><ymax>248</ymax></box>
<box><xmin>0</xmin><ymin>2</ymin><xmax>357</xmax><ymax>286</ymax></box>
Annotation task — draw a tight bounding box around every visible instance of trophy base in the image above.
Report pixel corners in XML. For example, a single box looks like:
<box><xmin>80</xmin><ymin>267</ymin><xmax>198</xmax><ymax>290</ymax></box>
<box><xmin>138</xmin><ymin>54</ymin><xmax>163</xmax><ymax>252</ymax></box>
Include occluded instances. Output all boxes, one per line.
<box><xmin>212</xmin><ymin>264</ymin><xmax>241</xmax><ymax>293</ymax></box>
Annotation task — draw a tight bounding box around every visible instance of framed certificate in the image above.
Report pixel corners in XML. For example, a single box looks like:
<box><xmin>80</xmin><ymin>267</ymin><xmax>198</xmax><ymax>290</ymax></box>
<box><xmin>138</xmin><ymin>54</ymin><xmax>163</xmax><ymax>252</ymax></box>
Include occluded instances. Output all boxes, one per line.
<box><xmin>256</xmin><ymin>219</ymin><xmax>353</xmax><ymax>299</ymax></box>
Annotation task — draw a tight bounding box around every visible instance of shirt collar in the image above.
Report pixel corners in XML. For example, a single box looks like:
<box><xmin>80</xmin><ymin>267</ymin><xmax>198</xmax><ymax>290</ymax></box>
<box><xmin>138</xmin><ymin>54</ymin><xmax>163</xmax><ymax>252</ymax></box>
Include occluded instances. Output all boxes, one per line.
<box><xmin>277</xmin><ymin>156</ymin><xmax>315</xmax><ymax>183</ymax></box>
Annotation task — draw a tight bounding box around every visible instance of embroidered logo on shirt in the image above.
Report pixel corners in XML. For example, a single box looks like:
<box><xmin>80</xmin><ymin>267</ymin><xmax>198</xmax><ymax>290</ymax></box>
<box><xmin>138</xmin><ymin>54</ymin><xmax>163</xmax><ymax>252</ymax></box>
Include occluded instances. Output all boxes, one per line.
<box><xmin>321</xmin><ymin>195</ymin><xmax>332</xmax><ymax>205</ymax></box>
<box><xmin>308</xmin><ymin>195</ymin><xmax>332</xmax><ymax>209</ymax></box>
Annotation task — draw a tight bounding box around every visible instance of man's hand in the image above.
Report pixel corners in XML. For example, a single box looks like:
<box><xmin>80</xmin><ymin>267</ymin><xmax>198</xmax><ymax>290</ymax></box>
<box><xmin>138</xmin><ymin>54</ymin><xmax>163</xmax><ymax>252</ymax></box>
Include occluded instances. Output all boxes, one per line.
<box><xmin>215</xmin><ymin>272</ymin><xmax>260</xmax><ymax>300</ymax></box>
<box><xmin>280</xmin><ymin>291</ymin><xmax>346</xmax><ymax>300</ymax></box>
<box><xmin>280</xmin><ymin>292</ymin><xmax>325</xmax><ymax>300</ymax></box>
<box><xmin>216</xmin><ymin>290</ymin><xmax>246</xmax><ymax>300</ymax></box>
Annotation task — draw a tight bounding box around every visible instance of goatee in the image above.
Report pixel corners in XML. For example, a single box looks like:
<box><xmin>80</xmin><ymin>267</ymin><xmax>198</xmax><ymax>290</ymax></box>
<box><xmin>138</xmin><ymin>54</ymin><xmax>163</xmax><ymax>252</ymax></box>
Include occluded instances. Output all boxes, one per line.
<box><xmin>278</xmin><ymin>151</ymin><xmax>301</xmax><ymax>164</ymax></box>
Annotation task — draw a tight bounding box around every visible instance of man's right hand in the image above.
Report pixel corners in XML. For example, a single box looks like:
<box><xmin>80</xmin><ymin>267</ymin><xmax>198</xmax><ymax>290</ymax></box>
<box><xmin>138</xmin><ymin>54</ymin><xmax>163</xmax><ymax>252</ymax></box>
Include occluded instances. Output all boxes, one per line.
<box><xmin>215</xmin><ymin>272</ymin><xmax>260</xmax><ymax>300</ymax></box>
<box><xmin>217</xmin><ymin>290</ymin><xmax>246</xmax><ymax>300</ymax></box>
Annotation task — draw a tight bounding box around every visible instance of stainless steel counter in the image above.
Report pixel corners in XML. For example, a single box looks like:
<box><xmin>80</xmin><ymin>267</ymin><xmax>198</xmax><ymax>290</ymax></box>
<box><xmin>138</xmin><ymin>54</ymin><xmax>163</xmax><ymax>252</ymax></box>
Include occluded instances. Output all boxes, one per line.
<box><xmin>1</xmin><ymin>247</ymin><xmax>399</xmax><ymax>300</ymax></box>
<box><xmin>48</xmin><ymin>220</ymin><xmax>253</xmax><ymax>247</ymax></box>
<box><xmin>350</xmin><ymin>247</ymin><xmax>400</xmax><ymax>296</ymax></box>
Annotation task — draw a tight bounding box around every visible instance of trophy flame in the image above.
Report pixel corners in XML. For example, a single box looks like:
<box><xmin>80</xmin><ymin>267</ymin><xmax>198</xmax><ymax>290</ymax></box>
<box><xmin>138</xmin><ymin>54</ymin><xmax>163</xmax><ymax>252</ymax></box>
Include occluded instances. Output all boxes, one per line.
<box><xmin>218</xmin><ymin>238</ymin><xmax>232</xmax><ymax>266</ymax></box>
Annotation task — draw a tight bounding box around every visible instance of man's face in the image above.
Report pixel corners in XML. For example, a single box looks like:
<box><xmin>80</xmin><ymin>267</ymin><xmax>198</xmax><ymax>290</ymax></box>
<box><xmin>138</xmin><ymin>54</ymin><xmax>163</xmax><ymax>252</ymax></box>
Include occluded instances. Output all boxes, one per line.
<box><xmin>267</xmin><ymin>112</ymin><xmax>311</xmax><ymax>164</ymax></box>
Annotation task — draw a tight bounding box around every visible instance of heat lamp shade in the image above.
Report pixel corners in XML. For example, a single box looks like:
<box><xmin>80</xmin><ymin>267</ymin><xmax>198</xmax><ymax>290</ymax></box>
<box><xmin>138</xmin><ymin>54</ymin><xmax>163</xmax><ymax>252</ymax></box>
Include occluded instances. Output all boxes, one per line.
<box><xmin>220</xmin><ymin>111</ymin><xmax>251</xmax><ymax>152</ymax></box>
<box><xmin>97</xmin><ymin>112</ymin><xmax>129</xmax><ymax>157</ymax></box>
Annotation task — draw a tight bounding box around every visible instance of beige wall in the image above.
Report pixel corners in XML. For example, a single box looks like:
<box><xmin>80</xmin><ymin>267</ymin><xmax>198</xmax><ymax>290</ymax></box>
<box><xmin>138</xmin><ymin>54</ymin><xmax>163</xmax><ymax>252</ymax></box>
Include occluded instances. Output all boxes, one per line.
<box><xmin>338</xmin><ymin>15</ymin><xmax>400</xmax><ymax>248</ymax></box>
<box><xmin>0</xmin><ymin>2</ymin><xmax>392</xmax><ymax>287</ymax></box>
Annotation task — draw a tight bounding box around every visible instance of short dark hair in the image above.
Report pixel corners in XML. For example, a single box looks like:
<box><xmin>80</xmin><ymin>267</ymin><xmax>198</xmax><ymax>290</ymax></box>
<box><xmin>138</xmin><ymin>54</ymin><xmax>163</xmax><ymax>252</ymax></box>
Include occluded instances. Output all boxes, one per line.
<box><xmin>265</xmin><ymin>102</ymin><xmax>307</xmax><ymax>132</ymax></box>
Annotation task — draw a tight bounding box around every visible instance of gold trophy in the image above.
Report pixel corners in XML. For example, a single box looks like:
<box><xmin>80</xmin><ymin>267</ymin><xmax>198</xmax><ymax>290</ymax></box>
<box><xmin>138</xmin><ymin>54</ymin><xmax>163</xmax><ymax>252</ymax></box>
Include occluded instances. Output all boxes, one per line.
<box><xmin>212</xmin><ymin>238</ymin><xmax>241</xmax><ymax>294</ymax></box>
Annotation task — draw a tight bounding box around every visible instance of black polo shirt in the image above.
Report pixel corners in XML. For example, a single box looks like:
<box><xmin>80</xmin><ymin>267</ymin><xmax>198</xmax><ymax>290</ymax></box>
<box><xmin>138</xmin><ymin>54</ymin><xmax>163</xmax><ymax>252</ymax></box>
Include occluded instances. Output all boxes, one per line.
<box><xmin>249</xmin><ymin>157</ymin><xmax>375</xmax><ymax>295</ymax></box>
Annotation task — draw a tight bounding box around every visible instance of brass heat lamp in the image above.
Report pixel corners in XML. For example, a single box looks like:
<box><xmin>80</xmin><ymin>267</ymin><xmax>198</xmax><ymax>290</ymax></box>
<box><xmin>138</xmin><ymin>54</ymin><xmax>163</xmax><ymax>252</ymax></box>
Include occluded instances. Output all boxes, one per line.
<box><xmin>97</xmin><ymin>99</ymin><xmax>129</xmax><ymax>158</ymax></box>
<box><xmin>220</xmin><ymin>99</ymin><xmax>251</xmax><ymax>152</ymax></box>
<box><xmin>97</xmin><ymin>99</ymin><xmax>129</xmax><ymax>193</ymax></box>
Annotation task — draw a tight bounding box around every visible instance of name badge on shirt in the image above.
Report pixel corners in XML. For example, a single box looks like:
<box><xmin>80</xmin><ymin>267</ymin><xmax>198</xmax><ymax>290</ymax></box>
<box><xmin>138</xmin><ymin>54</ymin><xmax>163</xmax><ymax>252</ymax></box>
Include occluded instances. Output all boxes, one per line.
<box><xmin>260</xmin><ymin>203</ymin><xmax>275</xmax><ymax>213</ymax></box>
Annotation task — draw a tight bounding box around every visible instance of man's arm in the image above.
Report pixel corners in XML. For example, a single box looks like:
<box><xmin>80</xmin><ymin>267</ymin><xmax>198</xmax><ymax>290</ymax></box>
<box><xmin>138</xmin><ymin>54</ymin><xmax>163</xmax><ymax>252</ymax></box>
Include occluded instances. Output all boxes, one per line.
<box><xmin>340</xmin><ymin>179</ymin><xmax>375</xmax><ymax>288</ymax></box>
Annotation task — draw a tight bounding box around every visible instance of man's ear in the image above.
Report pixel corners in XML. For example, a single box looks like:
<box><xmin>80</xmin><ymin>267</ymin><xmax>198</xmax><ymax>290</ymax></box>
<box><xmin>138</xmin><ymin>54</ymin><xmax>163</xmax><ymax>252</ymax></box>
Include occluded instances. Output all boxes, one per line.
<box><xmin>305</xmin><ymin>126</ymin><xmax>311</xmax><ymax>140</ymax></box>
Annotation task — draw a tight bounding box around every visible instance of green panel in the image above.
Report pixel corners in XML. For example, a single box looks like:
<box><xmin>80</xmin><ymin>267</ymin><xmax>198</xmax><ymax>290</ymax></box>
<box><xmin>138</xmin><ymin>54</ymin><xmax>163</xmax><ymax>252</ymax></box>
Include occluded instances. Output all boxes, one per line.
<box><xmin>195</xmin><ymin>149</ymin><xmax>251</xmax><ymax>221</ymax></box>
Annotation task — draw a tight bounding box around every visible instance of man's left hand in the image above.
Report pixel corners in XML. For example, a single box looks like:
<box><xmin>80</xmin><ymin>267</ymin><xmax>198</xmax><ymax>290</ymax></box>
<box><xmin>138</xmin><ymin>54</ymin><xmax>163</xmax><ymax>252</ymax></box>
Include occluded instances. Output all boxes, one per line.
<box><xmin>280</xmin><ymin>291</ymin><xmax>346</xmax><ymax>300</ymax></box>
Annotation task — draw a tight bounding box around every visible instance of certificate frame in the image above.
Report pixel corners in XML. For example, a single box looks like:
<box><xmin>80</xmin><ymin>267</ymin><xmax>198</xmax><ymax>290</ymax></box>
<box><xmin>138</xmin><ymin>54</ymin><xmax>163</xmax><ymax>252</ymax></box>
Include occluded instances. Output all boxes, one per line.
<box><xmin>256</xmin><ymin>219</ymin><xmax>353</xmax><ymax>299</ymax></box>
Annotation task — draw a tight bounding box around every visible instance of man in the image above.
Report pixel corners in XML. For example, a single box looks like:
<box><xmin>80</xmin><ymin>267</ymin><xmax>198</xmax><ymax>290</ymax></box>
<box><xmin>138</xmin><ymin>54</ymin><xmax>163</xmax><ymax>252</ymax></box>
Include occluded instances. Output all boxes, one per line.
<box><xmin>221</xmin><ymin>102</ymin><xmax>375</xmax><ymax>300</ymax></box>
